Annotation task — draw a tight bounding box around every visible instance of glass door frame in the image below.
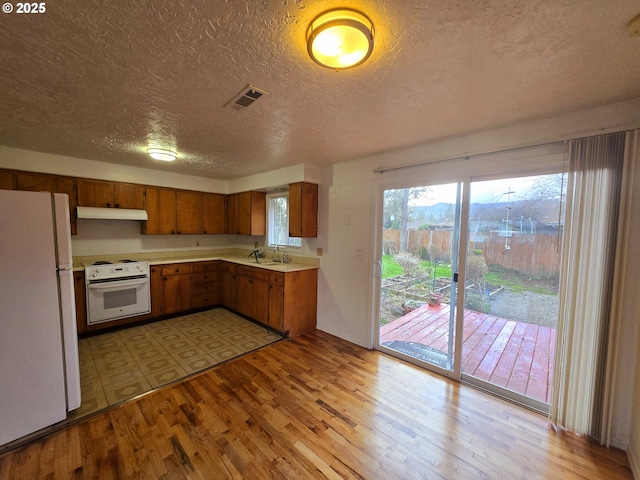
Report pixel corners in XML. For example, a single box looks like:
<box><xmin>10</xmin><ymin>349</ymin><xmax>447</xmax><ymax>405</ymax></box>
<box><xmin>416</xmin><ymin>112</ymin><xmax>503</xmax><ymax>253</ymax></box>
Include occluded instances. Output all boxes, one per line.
<box><xmin>371</xmin><ymin>143</ymin><xmax>567</xmax><ymax>412</ymax></box>
<box><xmin>372</xmin><ymin>175</ymin><xmax>471</xmax><ymax>382</ymax></box>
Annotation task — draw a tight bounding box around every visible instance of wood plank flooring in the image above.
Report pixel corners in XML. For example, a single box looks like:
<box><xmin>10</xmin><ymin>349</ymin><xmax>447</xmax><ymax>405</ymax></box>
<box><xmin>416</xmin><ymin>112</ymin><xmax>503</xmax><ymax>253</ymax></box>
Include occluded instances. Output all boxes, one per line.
<box><xmin>380</xmin><ymin>303</ymin><xmax>556</xmax><ymax>402</ymax></box>
<box><xmin>0</xmin><ymin>330</ymin><xmax>631</xmax><ymax>479</ymax></box>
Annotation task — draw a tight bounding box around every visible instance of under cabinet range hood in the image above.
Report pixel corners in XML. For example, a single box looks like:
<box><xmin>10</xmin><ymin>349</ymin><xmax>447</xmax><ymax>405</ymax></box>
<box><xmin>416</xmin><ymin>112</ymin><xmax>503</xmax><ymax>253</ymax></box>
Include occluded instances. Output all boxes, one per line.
<box><xmin>76</xmin><ymin>206</ymin><xmax>148</xmax><ymax>221</ymax></box>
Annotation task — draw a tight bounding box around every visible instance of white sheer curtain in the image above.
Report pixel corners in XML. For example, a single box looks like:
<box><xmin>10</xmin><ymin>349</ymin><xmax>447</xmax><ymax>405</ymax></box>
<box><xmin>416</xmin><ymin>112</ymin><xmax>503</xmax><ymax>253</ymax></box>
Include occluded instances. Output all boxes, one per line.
<box><xmin>551</xmin><ymin>131</ymin><xmax>626</xmax><ymax>441</ymax></box>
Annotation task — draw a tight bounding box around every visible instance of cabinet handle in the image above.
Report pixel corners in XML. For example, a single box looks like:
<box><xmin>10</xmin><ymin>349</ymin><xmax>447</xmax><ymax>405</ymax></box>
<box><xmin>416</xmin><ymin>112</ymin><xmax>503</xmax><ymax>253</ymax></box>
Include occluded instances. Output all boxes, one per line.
<box><xmin>106</xmin><ymin>203</ymin><xmax>111</xmax><ymax>207</ymax></box>
<box><xmin>115</xmin><ymin>203</ymin><xmax>120</xmax><ymax>208</ymax></box>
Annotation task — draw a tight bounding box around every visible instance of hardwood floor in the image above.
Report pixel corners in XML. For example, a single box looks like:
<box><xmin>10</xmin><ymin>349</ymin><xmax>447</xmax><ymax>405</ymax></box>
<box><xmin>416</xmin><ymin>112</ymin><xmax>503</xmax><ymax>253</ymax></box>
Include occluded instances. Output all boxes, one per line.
<box><xmin>0</xmin><ymin>330</ymin><xmax>632</xmax><ymax>479</ymax></box>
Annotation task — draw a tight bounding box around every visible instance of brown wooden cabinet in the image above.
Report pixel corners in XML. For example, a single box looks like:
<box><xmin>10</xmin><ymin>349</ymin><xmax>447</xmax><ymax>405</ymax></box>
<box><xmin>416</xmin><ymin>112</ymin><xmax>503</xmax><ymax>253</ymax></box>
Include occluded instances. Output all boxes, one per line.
<box><xmin>77</xmin><ymin>179</ymin><xmax>145</xmax><ymax>209</ymax></box>
<box><xmin>289</xmin><ymin>182</ymin><xmax>318</xmax><ymax>238</ymax></box>
<box><xmin>202</xmin><ymin>193</ymin><xmax>226</xmax><ymax>234</ymax></box>
<box><xmin>0</xmin><ymin>170</ymin><xmax>13</xmax><ymax>189</ymax></box>
<box><xmin>176</xmin><ymin>191</ymin><xmax>202</xmax><ymax>234</ymax></box>
<box><xmin>161</xmin><ymin>264</ymin><xmax>192</xmax><ymax>314</ymax></box>
<box><xmin>227</xmin><ymin>191</ymin><xmax>266</xmax><ymax>235</ymax></box>
<box><xmin>73</xmin><ymin>271</ymin><xmax>87</xmax><ymax>335</ymax></box>
<box><xmin>15</xmin><ymin>172</ymin><xmax>77</xmax><ymax>234</ymax></box>
<box><xmin>143</xmin><ymin>187</ymin><xmax>177</xmax><ymax>234</ymax></box>
<box><xmin>268</xmin><ymin>269</ymin><xmax>317</xmax><ymax>336</ymax></box>
<box><xmin>192</xmin><ymin>261</ymin><xmax>220</xmax><ymax>308</ymax></box>
<box><xmin>268</xmin><ymin>273</ymin><xmax>285</xmax><ymax>332</ymax></box>
<box><xmin>220</xmin><ymin>262</ymin><xmax>237</xmax><ymax>310</ymax></box>
<box><xmin>217</xmin><ymin>261</ymin><xmax>317</xmax><ymax>336</ymax></box>
<box><xmin>235</xmin><ymin>265</ymin><xmax>269</xmax><ymax>325</ymax></box>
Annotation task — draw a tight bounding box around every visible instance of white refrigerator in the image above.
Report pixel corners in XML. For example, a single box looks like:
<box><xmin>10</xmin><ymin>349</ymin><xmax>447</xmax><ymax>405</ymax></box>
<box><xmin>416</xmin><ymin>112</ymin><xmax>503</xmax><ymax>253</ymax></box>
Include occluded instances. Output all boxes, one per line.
<box><xmin>0</xmin><ymin>190</ymin><xmax>81</xmax><ymax>447</ymax></box>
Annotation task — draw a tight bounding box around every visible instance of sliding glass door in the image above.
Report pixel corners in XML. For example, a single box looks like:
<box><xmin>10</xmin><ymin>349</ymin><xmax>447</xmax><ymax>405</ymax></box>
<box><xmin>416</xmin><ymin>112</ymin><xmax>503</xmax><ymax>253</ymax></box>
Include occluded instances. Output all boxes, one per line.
<box><xmin>375</xmin><ymin>165</ymin><xmax>566</xmax><ymax>411</ymax></box>
<box><xmin>377</xmin><ymin>182</ymin><xmax>461</xmax><ymax>376</ymax></box>
<box><xmin>461</xmin><ymin>174</ymin><xmax>565</xmax><ymax>411</ymax></box>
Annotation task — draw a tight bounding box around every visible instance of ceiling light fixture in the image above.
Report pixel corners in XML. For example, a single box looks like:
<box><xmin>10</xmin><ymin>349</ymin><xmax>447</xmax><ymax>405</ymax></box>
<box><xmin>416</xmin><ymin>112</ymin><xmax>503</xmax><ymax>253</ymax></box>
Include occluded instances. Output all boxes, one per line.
<box><xmin>147</xmin><ymin>148</ymin><xmax>177</xmax><ymax>162</ymax></box>
<box><xmin>306</xmin><ymin>8</ymin><xmax>374</xmax><ymax>70</ymax></box>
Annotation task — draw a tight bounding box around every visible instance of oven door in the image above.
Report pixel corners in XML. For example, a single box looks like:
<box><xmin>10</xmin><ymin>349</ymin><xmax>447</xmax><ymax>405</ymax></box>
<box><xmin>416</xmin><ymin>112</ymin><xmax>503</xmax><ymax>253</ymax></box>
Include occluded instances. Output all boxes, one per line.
<box><xmin>86</xmin><ymin>277</ymin><xmax>150</xmax><ymax>324</ymax></box>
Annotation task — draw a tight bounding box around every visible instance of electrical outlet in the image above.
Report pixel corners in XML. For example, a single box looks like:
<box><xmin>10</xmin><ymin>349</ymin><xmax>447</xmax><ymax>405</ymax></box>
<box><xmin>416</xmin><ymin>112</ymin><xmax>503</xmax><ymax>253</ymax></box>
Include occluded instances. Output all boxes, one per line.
<box><xmin>317</xmin><ymin>247</ymin><xmax>323</xmax><ymax>256</ymax></box>
<box><xmin>196</xmin><ymin>241</ymin><xmax>200</xmax><ymax>247</ymax></box>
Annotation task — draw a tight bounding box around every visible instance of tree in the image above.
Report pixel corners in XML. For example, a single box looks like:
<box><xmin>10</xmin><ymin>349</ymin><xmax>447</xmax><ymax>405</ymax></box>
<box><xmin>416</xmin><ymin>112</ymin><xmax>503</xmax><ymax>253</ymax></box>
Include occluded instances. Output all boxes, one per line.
<box><xmin>383</xmin><ymin>187</ymin><xmax>431</xmax><ymax>252</ymax></box>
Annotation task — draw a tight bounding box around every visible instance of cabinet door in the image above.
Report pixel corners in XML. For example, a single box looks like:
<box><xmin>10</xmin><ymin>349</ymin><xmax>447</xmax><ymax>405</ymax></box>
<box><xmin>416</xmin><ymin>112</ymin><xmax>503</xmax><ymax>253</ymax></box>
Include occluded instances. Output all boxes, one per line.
<box><xmin>176</xmin><ymin>191</ymin><xmax>202</xmax><ymax>234</ymax></box>
<box><xmin>144</xmin><ymin>187</ymin><xmax>177</xmax><ymax>234</ymax></box>
<box><xmin>226</xmin><ymin>193</ymin><xmax>239</xmax><ymax>234</ymax></box>
<box><xmin>237</xmin><ymin>191</ymin><xmax>266</xmax><ymax>236</ymax></box>
<box><xmin>202</xmin><ymin>193</ymin><xmax>226</xmax><ymax>234</ymax></box>
<box><xmin>73</xmin><ymin>271</ymin><xmax>87</xmax><ymax>335</ymax></box>
<box><xmin>268</xmin><ymin>283</ymin><xmax>284</xmax><ymax>332</ymax></box>
<box><xmin>221</xmin><ymin>270</ymin><xmax>236</xmax><ymax>310</ymax></box>
<box><xmin>16</xmin><ymin>172</ymin><xmax>77</xmax><ymax>234</ymax></box>
<box><xmin>77</xmin><ymin>179</ymin><xmax>113</xmax><ymax>207</ymax></box>
<box><xmin>0</xmin><ymin>171</ymin><xmax>13</xmax><ymax>189</ymax></box>
<box><xmin>115</xmin><ymin>184</ymin><xmax>145</xmax><ymax>209</ymax></box>
<box><xmin>251</xmin><ymin>279</ymin><xmax>269</xmax><ymax>325</ymax></box>
<box><xmin>163</xmin><ymin>274</ymin><xmax>192</xmax><ymax>314</ymax></box>
<box><xmin>289</xmin><ymin>182</ymin><xmax>318</xmax><ymax>238</ymax></box>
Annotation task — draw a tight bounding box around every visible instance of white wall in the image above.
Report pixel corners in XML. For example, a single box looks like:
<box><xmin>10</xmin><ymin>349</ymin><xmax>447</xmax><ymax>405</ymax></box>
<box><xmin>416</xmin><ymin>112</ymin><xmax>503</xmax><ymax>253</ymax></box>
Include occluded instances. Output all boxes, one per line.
<box><xmin>316</xmin><ymin>97</ymin><xmax>640</xmax><ymax>451</ymax></box>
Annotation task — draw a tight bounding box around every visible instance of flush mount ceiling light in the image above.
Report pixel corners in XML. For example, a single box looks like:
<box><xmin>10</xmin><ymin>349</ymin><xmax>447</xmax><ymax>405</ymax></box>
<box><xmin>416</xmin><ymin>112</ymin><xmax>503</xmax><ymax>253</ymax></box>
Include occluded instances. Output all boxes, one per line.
<box><xmin>147</xmin><ymin>148</ymin><xmax>177</xmax><ymax>162</ymax></box>
<box><xmin>306</xmin><ymin>8</ymin><xmax>374</xmax><ymax>70</ymax></box>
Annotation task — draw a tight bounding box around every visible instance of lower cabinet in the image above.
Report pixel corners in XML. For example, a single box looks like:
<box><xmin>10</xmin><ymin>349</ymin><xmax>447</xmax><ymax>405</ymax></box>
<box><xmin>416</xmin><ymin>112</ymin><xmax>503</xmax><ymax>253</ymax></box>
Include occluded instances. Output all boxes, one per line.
<box><xmin>162</xmin><ymin>264</ymin><xmax>192</xmax><ymax>315</ymax></box>
<box><xmin>192</xmin><ymin>261</ymin><xmax>220</xmax><ymax>308</ymax></box>
<box><xmin>235</xmin><ymin>266</ymin><xmax>269</xmax><ymax>325</ymax></box>
<box><xmin>74</xmin><ymin>259</ymin><xmax>317</xmax><ymax>337</ymax></box>
<box><xmin>73</xmin><ymin>272</ymin><xmax>87</xmax><ymax>335</ymax></box>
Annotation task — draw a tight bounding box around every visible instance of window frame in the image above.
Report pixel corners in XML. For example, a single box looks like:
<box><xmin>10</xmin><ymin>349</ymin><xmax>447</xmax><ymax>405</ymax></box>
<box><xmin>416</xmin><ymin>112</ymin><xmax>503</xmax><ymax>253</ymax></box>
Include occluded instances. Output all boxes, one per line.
<box><xmin>266</xmin><ymin>193</ymin><xmax>303</xmax><ymax>249</ymax></box>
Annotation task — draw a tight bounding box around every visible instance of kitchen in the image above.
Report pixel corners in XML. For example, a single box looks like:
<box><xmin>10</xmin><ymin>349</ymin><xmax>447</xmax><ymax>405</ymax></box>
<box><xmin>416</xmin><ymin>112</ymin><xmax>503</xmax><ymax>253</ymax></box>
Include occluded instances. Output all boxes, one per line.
<box><xmin>0</xmin><ymin>162</ymin><xmax>321</xmax><ymax>448</ymax></box>
<box><xmin>1</xmin><ymin>0</ymin><xmax>640</xmax><ymax>476</ymax></box>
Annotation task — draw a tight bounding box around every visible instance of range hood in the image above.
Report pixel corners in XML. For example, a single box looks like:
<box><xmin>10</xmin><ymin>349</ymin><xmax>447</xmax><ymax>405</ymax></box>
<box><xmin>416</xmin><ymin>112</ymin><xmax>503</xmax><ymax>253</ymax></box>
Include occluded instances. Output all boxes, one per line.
<box><xmin>76</xmin><ymin>206</ymin><xmax>148</xmax><ymax>221</ymax></box>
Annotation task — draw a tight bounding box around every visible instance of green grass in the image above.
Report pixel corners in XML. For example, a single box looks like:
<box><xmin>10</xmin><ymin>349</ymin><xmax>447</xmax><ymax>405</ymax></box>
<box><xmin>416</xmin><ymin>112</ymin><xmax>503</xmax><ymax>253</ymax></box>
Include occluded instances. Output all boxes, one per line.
<box><xmin>381</xmin><ymin>254</ymin><xmax>452</xmax><ymax>279</ymax></box>
<box><xmin>382</xmin><ymin>254</ymin><xmax>557</xmax><ymax>295</ymax></box>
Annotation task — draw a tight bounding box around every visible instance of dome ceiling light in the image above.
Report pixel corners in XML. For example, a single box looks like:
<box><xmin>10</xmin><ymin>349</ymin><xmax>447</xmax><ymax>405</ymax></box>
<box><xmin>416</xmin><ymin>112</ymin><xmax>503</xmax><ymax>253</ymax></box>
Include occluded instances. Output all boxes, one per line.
<box><xmin>147</xmin><ymin>148</ymin><xmax>177</xmax><ymax>162</ymax></box>
<box><xmin>306</xmin><ymin>9</ymin><xmax>374</xmax><ymax>70</ymax></box>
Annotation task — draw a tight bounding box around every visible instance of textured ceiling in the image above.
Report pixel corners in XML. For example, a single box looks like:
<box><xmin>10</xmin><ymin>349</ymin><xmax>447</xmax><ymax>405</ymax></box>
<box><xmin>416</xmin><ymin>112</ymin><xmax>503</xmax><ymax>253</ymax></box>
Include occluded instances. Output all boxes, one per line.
<box><xmin>0</xmin><ymin>0</ymin><xmax>639</xmax><ymax>179</ymax></box>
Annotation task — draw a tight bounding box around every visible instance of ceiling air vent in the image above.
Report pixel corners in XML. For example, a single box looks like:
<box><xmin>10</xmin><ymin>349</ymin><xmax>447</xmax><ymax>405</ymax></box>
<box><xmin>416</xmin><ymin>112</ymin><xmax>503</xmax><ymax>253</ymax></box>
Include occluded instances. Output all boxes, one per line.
<box><xmin>225</xmin><ymin>85</ymin><xmax>268</xmax><ymax>111</ymax></box>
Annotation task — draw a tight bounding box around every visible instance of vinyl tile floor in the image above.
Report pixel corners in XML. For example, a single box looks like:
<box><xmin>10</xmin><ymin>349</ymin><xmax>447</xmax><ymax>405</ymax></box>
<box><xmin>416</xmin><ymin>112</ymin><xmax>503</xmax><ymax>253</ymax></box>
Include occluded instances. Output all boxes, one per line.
<box><xmin>69</xmin><ymin>308</ymin><xmax>283</xmax><ymax>421</ymax></box>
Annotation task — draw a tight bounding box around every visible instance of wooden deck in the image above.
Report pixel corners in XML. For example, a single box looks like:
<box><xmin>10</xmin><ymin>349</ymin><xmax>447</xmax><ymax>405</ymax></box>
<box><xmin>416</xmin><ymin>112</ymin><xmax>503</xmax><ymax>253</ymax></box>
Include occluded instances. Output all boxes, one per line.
<box><xmin>380</xmin><ymin>303</ymin><xmax>555</xmax><ymax>403</ymax></box>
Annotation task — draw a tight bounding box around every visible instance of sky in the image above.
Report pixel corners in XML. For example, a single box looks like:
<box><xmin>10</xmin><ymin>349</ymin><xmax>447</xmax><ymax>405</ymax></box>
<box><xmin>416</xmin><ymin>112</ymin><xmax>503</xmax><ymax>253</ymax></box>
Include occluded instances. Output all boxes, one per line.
<box><xmin>407</xmin><ymin>175</ymin><xmax>546</xmax><ymax>206</ymax></box>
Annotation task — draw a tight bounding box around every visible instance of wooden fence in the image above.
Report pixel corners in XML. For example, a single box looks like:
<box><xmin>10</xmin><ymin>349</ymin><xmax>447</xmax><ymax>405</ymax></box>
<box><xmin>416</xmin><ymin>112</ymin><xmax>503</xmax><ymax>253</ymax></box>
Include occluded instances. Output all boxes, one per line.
<box><xmin>383</xmin><ymin>229</ymin><xmax>562</xmax><ymax>276</ymax></box>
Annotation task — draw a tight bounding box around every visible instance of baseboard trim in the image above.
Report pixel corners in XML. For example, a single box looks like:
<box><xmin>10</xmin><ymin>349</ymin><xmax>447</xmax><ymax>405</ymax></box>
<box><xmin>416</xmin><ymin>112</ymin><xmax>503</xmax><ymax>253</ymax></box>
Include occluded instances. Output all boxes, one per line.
<box><xmin>628</xmin><ymin>436</ymin><xmax>640</xmax><ymax>480</ymax></box>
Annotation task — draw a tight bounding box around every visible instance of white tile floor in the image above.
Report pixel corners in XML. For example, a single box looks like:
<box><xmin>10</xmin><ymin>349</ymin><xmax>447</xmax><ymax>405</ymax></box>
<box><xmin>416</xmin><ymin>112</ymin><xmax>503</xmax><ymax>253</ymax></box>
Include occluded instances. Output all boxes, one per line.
<box><xmin>69</xmin><ymin>308</ymin><xmax>282</xmax><ymax>421</ymax></box>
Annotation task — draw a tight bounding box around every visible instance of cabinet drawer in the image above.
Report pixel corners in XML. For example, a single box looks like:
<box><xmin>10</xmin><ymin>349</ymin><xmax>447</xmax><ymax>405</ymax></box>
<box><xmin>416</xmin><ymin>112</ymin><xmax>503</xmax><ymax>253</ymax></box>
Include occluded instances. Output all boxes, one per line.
<box><xmin>192</xmin><ymin>271</ymin><xmax>219</xmax><ymax>283</ymax></box>
<box><xmin>161</xmin><ymin>264</ymin><xmax>193</xmax><ymax>276</ymax></box>
<box><xmin>193</xmin><ymin>281</ymin><xmax>218</xmax><ymax>295</ymax></box>
<box><xmin>269</xmin><ymin>272</ymin><xmax>285</xmax><ymax>286</ymax></box>
<box><xmin>219</xmin><ymin>262</ymin><xmax>236</xmax><ymax>274</ymax></box>
<box><xmin>236</xmin><ymin>265</ymin><xmax>270</xmax><ymax>283</ymax></box>
<box><xmin>192</xmin><ymin>261</ymin><xmax>218</xmax><ymax>273</ymax></box>
<box><xmin>192</xmin><ymin>292</ymin><xmax>219</xmax><ymax>308</ymax></box>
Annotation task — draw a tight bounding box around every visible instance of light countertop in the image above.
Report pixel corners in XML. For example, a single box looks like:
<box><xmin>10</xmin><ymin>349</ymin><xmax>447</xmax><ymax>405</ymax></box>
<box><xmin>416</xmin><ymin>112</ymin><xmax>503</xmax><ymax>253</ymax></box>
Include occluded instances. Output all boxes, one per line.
<box><xmin>73</xmin><ymin>249</ymin><xmax>319</xmax><ymax>273</ymax></box>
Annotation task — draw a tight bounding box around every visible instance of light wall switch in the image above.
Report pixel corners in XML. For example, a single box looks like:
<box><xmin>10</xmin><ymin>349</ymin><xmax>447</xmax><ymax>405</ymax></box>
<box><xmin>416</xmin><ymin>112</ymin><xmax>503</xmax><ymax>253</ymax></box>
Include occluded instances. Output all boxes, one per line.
<box><xmin>357</xmin><ymin>249</ymin><xmax>364</xmax><ymax>261</ymax></box>
<box><xmin>316</xmin><ymin>247</ymin><xmax>323</xmax><ymax>256</ymax></box>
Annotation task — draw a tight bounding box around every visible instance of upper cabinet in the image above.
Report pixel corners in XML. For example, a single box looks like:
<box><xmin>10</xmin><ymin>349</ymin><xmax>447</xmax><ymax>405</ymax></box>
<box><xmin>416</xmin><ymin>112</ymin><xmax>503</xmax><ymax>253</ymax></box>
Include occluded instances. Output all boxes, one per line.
<box><xmin>289</xmin><ymin>182</ymin><xmax>318</xmax><ymax>238</ymax></box>
<box><xmin>0</xmin><ymin>171</ymin><xmax>13</xmax><ymax>190</ymax></box>
<box><xmin>143</xmin><ymin>187</ymin><xmax>177</xmax><ymax>235</ymax></box>
<box><xmin>202</xmin><ymin>193</ymin><xmax>226</xmax><ymax>234</ymax></box>
<box><xmin>77</xmin><ymin>179</ymin><xmax>144</xmax><ymax>209</ymax></box>
<box><xmin>15</xmin><ymin>172</ymin><xmax>77</xmax><ymax>235</ymax></box>
<box><xmin>227</xmin><ymin>191</ymin><xmax>265</xmax><ymax>236</ymax></box>
<box><xmin>176</xmin><ymin>191</ymin><xmax>203</xmax><ymax>235</ymax></box>
<box><xmin>143</xmin><ymin>188</ymin><xmax>226</xmax><ymax>235</ymax></box>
